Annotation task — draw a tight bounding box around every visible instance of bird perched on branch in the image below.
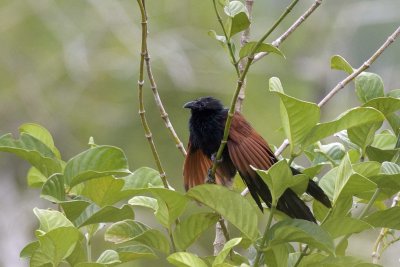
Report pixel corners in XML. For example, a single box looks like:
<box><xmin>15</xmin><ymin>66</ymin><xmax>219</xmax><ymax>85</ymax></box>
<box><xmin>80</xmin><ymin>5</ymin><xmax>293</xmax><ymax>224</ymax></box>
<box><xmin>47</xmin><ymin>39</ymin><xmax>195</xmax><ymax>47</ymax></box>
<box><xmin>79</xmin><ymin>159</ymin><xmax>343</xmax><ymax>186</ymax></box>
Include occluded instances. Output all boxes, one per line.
<box><xmin>183</xmin><ymin>96</ymin><xmax>331</xmax><ymax>222</ymax></box>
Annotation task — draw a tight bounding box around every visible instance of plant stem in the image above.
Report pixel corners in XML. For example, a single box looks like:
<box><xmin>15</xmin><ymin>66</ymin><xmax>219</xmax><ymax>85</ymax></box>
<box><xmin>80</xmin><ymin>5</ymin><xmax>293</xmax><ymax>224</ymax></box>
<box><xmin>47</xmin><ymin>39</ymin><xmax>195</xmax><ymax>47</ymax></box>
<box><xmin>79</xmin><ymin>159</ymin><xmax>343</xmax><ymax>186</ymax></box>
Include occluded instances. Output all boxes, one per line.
<box><xmin>253</xmin><ymin>205</ymin><xmax>276</xmax><ymax>267</ymax></box>
<box><xmin>210</xmin><ymin>0</ymin><xmax>300</xmax><ymax>180</ymax></box>
<box><xmin>212</xmin><ymin>0</ymin><xmax>240</xmax><ymax>76</ymax></box>
<box><xmin>136</xmin><ymin>0</ymin><xmax>168</xmax><ymax>189</ymax></box>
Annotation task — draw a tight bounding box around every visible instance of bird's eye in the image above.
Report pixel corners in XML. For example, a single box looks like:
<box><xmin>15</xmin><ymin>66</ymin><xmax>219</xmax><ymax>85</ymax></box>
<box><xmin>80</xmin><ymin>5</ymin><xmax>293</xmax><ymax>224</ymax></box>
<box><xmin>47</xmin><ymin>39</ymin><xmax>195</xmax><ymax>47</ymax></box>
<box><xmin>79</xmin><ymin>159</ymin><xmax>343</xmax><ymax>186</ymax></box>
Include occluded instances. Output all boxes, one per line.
<box><xmin>199</xmin><ymin>102</ymin><xmax>205</xmax><ymax>107</ymax></box>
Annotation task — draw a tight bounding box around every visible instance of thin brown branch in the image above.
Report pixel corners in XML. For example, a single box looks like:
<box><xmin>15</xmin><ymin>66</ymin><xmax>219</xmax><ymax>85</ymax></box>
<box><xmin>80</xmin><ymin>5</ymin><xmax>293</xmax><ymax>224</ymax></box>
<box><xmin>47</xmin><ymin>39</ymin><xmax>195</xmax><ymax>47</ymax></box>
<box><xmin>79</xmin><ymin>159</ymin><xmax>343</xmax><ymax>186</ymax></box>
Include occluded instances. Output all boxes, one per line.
<box><xmin>136</xmin><ymin>0</ymin><xmax>168</xmax><ymax>189</ymax></box>
<box><xmin>253</xmin><ymin>0</ymin><xmax>323</xmax><ymax>63</ymax></box>
<box><xmin>241</xmin><ymin>25</ymin><xmax>400</xmax><ymax>197</ymax></box>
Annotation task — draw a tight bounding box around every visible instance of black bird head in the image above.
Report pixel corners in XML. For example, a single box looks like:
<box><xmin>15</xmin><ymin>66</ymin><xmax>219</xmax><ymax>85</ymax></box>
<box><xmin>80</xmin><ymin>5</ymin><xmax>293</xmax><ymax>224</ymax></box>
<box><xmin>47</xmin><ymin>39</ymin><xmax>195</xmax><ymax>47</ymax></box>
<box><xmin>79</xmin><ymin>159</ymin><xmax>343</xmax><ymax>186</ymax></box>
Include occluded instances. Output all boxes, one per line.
<box><xmin>183</xmin><ymin>96</ymin><xmax>224</xmax><ymax>112</ymax></box>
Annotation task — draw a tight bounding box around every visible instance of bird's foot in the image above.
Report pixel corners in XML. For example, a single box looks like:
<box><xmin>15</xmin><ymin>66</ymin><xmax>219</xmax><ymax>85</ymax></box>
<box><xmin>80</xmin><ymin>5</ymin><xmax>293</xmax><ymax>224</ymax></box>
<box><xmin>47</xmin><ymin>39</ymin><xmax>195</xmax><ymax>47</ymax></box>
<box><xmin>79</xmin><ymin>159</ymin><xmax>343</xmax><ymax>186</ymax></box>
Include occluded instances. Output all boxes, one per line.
<box><xmin>206</xmin><ymin>168</ymin><xmax>216</xmax><ymax>184</ymax></box>
<box><xmin>211</xmin><ymin>153</ymin><xmax>223</xmax><ymax>164</ymax></box>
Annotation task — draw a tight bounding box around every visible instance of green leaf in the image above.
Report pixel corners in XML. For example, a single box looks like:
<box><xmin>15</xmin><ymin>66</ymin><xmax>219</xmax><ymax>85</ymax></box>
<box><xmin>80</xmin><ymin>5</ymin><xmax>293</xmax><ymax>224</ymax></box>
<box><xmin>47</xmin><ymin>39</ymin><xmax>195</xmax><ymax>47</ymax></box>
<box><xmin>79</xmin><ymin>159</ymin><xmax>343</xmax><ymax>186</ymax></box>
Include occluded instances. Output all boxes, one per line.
<box><xmin>75</xmin><ymin>204</ymin><xmax>134</xmax><ymax>228</ymax></box>
<box><xmin>27</xmin><ymin>167</ymin><xmax>48</xmax><ymax>188</ymax></box>
<box><xmin>116</xmin><ymin>243</ymin><xmax>157</xmax><ymax>261</ymax></box>
<box><xmin>173</xmin><ymin>212</ymin><xmax>220</xmax><ymax>250</ymax></box>
<box><xmin>105</xmin><ymin>220</ymin><xmax>149</xmax><ymax>244</ymax></box>
<box><xmin>240</xmin><ymin>42</ymin><xmax>285</xmax><ymax>59</ymax></box>
<box><xmin>208</xmin><ymin>30</ymin><xmax>227</xmax><ymax>46</ymax></box>
<box><xmin>19</xmin><ymin>123</ymin><xmax>61</xmax><ymax>159</ymax></box>
<box><xmin>35</xmin><ymin>227</ymin><xmax>80</xmax><ymax>266</ymax></box>
<box><xmin>224</xmin><ymin>1</ymin><xmax>250</xmax><ymax>37</ymax></box>
<box><xmin>348</xmin><ymin>122</ymin><xmax>382</xmax><ymax>154</ymax></box>
<box><xmin>332</xmin><ymin>154</ymin><xmax>376</xmax><ymax>203</ymax></box>
<box><xmin>34</xmin><ymin>208</ymin><xmax>74</xmax><ymax>233</ymax></box>
<box><xmin>364</xmin><ymin>207</ymin><xmax>400</xmax><ymax>229</ymax></box>
<box><xmin>330</xmin><ymin>55</ymin><xmax>353</xmax><ymax>74</ymax></box>
<box><xmin>305</xmin><ymin>107</ymin><xmax>385</xmax><ymax>145</ymax></box>
<box><xmin>82</xmin><ymin>176</ymin><xmax>125</xmax><ymax>207</ymax></box>
<box><xmin>60</xmin><ymin>200</ymin><xmax>91</xmax><ymax>222</ymax></box>
<box><xmin>322</xmin><ymin>217</ymin><xmax>372</xmax><ymax>238</ymax></box>
<box><xmin>64</xmin><ymin>146</ymin><xmax>130</xmax><ymax>188</ymax></box>
<box><xmin>0</xmin><ymin>133</ymin><xmax>62</xmax><ymax>177</ymax></box>
<box><xmin>269</xmin><ymin>77</ymin><xmax>319</xmax><ymax>152</ymax></box>
<box><xmin>149</xmin><ymin>188</ymin><xmax>188</xmax><ymax>226</ymax></box>
<box><xmin>187</xmin><ymin>184</ymin><xmax>258</xmax><ymax>240</ymax></box>
<box><xmin>41</xmin><ymin>174</ymin><xmax>65</xmax><ymax>202</ymax></box>
<box><xmin>366</xmin><ymin>146</ymin><xmax>398</xmax><ymax>163</ymax></box>
<box><xmin>355</xmin><ymin>72</ymin><xmax>385</xmax><ymax>103</ymax></box>
<box><xmin>213</xmin><ymin>238</ymin><xmax>242</xmax><ymax>266</ymax></box>
<box><xmin>129</xmin><ymin>195</ymin><xmax>169</xmax><ymax>227</ymax></box>
<box><xmin>253</xmin><ymin>160</ymin><xmax>308</xmax><ymax>205</ymax></box>
<box><xmin>312</xmin><ymin>142</ymin><xmax>346</xmax><ymax>166</ymax></box>
<box><xmin>97</xmin><ymin>250</ymin><xmax>121</xmax><ymax>264</ymax></box>
<box><xmin>372</xmin><ymin>130</ymin><xmax>397</xmax><ymax>149</ymax></box>
<box><xmin>20</xmin><ymin>241</ymin><xmax>40</xmax><ymax>258</ymax></box>
<box><xmin>121</xmin><ymin>167</ymin><xmax>164</xmax><ymax>191</ymax></box>
<box><xmin>363</xmin><ymin>97</ymin><xmax>400</xmax><ymax>116</ymax></box>
<box><xmin>167</xmin><ymin>252</ymin><xmax>208</xmax><ymax>267</ymax></box>
<box><xmin>66</xmin><ymin>237</ymin><xmax>87</xmax><ymax>266</ymax></box>
<box><xmin>105</xmin><ymin>220</ymin><xmax>170</xmax><ymax>254</ymax></box>
<box><xmin>129</xmin><ymin>196</ymin><xmax>158</xmax><ymax>210</ymax></box>
<box><xmin>267</xmin><ymin>219</ymin><xmax>335</xmax><ymax>254</ymax></box>
<box><xmin>264</xmin><ymin>244</ymin><xmax>291</xmax><ymax>267</ymax></box>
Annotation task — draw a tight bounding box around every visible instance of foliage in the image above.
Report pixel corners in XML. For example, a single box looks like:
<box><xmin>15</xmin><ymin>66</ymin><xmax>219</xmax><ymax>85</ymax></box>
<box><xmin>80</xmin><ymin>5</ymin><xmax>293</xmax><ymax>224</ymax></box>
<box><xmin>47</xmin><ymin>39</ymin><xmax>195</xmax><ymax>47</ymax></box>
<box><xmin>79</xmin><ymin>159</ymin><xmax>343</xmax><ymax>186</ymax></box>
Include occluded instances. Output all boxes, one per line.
<box><xmin>0</xmin><ymin>0</ymin><xmax>399</xmax><ymax>267</ymax></box>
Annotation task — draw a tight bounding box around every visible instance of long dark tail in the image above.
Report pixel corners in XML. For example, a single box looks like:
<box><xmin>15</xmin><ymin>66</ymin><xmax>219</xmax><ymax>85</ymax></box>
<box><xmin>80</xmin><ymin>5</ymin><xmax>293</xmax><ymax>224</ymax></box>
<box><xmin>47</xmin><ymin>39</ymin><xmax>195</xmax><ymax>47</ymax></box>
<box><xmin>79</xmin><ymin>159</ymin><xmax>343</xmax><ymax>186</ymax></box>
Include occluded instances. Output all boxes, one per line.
<box><xmin>291</xmin><ymin>167</ymin><xmax>332</xmax><ymax>208</ymax></box>
<box><xmin>242</xmin><ymin>168</ymin><xmax>331</xmax><ymax>223</ymax></box>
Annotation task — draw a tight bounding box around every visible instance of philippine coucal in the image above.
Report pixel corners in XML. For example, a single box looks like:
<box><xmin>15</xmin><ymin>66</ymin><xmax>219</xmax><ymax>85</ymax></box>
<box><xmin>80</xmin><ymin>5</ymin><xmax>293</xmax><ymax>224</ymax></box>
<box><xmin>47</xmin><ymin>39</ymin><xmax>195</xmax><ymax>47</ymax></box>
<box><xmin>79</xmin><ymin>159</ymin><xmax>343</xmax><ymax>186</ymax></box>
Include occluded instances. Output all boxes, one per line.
<box><xmin>183</xmin><ymin>96</ymin><xmax>331</xmax><ymax>222</ymax></box>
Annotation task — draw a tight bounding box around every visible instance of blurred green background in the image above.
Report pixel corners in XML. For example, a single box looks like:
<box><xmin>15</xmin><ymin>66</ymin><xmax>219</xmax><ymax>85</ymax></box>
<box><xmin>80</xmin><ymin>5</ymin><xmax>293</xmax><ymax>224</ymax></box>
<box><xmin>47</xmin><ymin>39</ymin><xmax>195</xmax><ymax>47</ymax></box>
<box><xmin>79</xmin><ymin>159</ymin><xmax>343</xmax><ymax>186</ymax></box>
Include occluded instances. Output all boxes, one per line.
<box><xmin>0</xmin><ymin>0</ymin><xmax>399</xmax><ymax>266</ymax></box>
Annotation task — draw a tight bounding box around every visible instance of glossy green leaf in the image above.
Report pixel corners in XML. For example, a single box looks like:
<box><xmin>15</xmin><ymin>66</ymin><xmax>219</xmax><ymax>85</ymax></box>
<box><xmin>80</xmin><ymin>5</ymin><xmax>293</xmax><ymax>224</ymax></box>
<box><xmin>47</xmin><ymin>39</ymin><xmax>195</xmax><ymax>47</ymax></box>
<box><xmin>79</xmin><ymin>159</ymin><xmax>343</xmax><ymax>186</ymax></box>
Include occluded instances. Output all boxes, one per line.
<box><xmin>330</xmin><ymin>55</ymin><xmax>353</xmax><ymax>74</ymax></box>
<box><xmin>35</xmin><ymin>227</ymin><xmax>80</xmax><ymax>266</ymax></box>
<box><xmin>348</xmin><ymin>122</ymin><xmax>382</xmax><ymax>154</ymax></box>
<box><xmin>187</xmin><ymin>184</ymin><xmax>258</xmax><ymax>240</ymax></box>
<box><xmin>121</xmin><ymin>167</ymin><xmax>164</xmax><ymax>192</ymax></box>
<box><xmin>208</xmin><ymin>30</ymin><xmax>227</xmax><ymax>46</ymax></box>
<box><xmin>20</xmin><ymin>241</ymin><xmax>40</xmax><ymax>258</ymax></box>
<box><xmin>41</xmin><ymin>174</ymin><xmax>65</xmax><ymax>202</ymax></box>
<box><xmin>34</xmin><ymin>208</ymin><xmax>74</xmax><ymax>233</ymax></box>
<box><xmin>105</xmin><ymin>220</ymin><xmax>149</xmax><ymax>244</ymax></box>
<box><xmin>364</xmin><ymin>207</ymin><xmax>400</xmax><ymax>229</ymax></box>
<box><xmin>213</xmin><ymin>238</ymin><xmax>242</xmax><ymax>266</ymax></box>
<box><xmin>305</xmin><ymin>107</ymin><xmax>385</xmax><ymax>145</ymax></box>
<box><xmin>149</xmin><ymin>188</ymin><xmax>188</xmax><ymax>226</ymax></box>
<box><xmin>269</xmin><ymin>77</ymin><xmax>319</xmax><ymax>152</ymax></box>
<box><xmin>82</xmin><ymin>176</ymin><xmax>125</xmax><ymax>207</ymax></box>
<box><xmin>312</xmin><ymin>142</ymin><xmax>346</xmax><ymax>166</ymax></box>
<box><xmin>224</xmin><ymin>1</ymin><xmax>250</xmax><ymax>37</ymax></box>
<box><xmin>116</xmin><ymin>243</ymin><xmax>157</xmax><ymax>261</ymax></box>
<box><xmin>254</xmin><ymin>160</ymin><xmax>308</xmax><ymax>205</ymax></box>
<box><xmin>60</xmin><ymin>200</ymin><xmax>91</xmax><ymax>222</ymax></box>
<box><xmin>19</xmin><ymin>123</ymin><xmax>61</xmax><ymax>159</ymax></box>
<box><xmin>0</xmin><ymin>133</ymin><xmax>62</xmax><ymax>177</ymax></box>
<box><xmin>240</xmin><ymin>42</ymin><xmax>284</xmax><ymax>59</ymax></box>
<box><xmin>97</xmin><ymin>250</ymin><xmax>121</xmax><ymax>264</ymax></box>
<box><xmin>129</xmin><ymin>196</ymin><xmax>158</xmax><ymax>210</ymax></box>
<box><xmin>173</xmin><ymin>212</ymin><xmax>220</xmax><ymax>250</ymax></box>
<box><xmin>167</xmin><ymin>252</ymin><xmax>208</xmax><ymax>267</ymax></box>
<box><xmin>333</xmin><ymin>155</ymin><xmax>376</xmax><ymax>203</ymax></box>
<box><xmin>366</xmin><ymin>146</ymin><xmax>398</xmax><ymax>163</ymax></box>
<box><xmin>372</xmin><ymin>130</ymin><xmax>397</xmax><ymax>150</ymax></box>
<box><xmin>75</xmin><ymin>204</ymin><xmax>134</xmax><ymax>228</ymax></box>
<box><xmin>64</xmin><ymin>146</ymin><xmax>130</xmax><ymax>188</ymax></box>
<box><xmin>267</xmin><ymin>219</ymin><xmax>335</xmax><ymax>254</ymax></box>
<box><xmin>27</xmin><ymin>167</ymin><xmax>47</xmax><ymax>188</ymax></box>
<box><xmin>322</xmin><ymin>217</ymin><xmax>372</xmax><ymax>238</ymax></box>
<box><xmin>355</xmin><ymin>72</ymin><xmax>385</xmax><ymax>103</ymax></box>
<box><xmin>264</xmin><ymin>244</ymin><xmax>291</xmax><ymax>267</ymax></box>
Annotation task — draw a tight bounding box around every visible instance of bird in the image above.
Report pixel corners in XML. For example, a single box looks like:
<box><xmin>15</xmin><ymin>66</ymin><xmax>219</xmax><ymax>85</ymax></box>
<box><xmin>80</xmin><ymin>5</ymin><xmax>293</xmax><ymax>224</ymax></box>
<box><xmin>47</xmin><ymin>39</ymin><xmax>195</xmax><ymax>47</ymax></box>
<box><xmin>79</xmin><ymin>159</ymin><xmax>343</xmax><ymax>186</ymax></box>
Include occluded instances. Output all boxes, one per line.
<box><xmin>183</xmin><ymin>96</ymin><xmax>331</xmax><ymax>222</ymax></box>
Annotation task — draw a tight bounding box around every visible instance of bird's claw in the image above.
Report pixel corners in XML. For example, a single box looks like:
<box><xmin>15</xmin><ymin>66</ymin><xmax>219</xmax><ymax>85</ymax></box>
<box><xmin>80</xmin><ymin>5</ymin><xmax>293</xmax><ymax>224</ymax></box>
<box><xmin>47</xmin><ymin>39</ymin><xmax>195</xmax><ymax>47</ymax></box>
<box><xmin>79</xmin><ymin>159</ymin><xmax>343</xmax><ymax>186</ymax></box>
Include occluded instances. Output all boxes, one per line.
<box><xmin>211</xmin><ymin>153</ymin><xmax>223</xmax><ymax>164</ymax></box>
<box><xmin>206</xmin><ymin>168</ymin><xmax>216</xmax><ymax>184</ymax></box>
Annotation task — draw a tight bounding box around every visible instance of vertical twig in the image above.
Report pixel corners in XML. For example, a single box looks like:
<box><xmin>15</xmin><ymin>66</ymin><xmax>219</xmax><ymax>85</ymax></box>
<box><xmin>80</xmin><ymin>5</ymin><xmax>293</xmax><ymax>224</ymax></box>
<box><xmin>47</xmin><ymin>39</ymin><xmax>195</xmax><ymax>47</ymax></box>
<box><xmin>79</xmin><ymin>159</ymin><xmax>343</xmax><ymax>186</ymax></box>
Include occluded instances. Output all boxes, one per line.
<box><xmin>136</xmin><ymin>0</ymin><xmax>168</xmax><ymax>189</ymax></box>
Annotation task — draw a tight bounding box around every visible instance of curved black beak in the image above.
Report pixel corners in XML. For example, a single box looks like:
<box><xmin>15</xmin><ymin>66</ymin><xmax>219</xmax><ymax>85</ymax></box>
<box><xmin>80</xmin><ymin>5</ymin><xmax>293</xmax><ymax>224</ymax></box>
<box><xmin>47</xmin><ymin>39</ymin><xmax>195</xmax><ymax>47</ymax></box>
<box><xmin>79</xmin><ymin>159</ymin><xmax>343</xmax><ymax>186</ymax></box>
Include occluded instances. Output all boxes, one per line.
<box><xmin>183</xmin><ymin>101</ymin><xmax>197</xmax><ymax>109</ymax></box>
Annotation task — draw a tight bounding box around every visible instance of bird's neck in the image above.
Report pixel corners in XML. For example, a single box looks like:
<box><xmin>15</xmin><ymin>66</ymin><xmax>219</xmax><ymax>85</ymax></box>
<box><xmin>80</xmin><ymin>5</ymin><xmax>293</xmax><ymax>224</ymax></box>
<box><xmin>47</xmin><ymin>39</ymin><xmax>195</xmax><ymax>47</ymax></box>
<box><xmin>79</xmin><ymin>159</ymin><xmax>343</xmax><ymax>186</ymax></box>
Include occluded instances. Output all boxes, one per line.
<box><xmin>189</xmin><ymin>109</ymin><xmax>227</xmax><ymax>157</ymax></box>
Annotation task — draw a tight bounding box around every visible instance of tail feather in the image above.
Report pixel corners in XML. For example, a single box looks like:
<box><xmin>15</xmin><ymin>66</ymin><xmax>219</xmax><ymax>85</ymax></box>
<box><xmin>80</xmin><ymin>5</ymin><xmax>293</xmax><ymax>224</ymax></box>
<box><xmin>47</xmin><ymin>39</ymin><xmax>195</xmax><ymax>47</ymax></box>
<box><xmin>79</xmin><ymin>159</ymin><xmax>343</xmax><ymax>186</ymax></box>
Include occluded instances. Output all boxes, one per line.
<box><xmin>291</xmin><ymin>167</ymin><xmax>332</xmax><ymax>208</ymax></box>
